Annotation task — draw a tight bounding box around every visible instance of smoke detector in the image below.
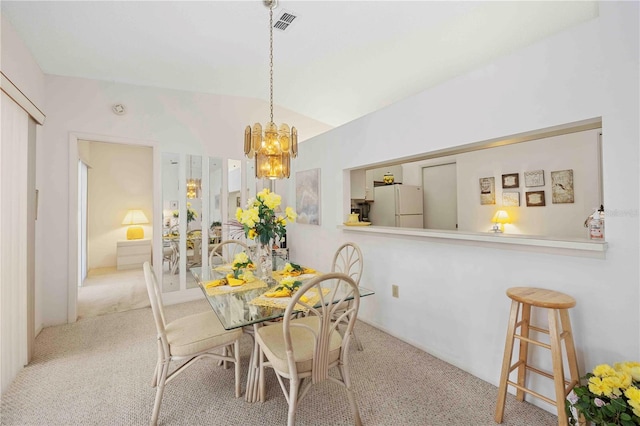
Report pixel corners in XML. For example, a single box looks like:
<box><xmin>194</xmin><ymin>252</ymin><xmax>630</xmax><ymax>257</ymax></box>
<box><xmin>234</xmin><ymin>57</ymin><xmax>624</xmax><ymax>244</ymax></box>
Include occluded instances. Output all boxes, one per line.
<box><xmin>112</xmin><ymin>104</ymin><xmax>126</xmax><ymax>115</ymax></box>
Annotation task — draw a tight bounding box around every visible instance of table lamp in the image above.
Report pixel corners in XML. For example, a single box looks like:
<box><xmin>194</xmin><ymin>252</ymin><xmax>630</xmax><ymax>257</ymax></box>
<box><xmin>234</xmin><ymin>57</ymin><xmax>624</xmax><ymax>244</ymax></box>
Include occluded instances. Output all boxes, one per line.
<box><xmin>491</xmin><ymin>210</ymin><xmax>510</xmax><ymax>233</ymax></box>
<box><xmin>122</xmin><ymin>209</ymin><xmax>149</xmax><ymax>240</ymax></box>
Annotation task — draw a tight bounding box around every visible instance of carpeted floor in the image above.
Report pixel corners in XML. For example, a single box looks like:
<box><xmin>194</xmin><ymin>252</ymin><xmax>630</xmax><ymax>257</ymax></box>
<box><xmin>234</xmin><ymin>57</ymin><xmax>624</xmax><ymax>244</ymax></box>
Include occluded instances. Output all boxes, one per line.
<box><xmin>1</xmin><ymin>300</ymin><xmax>558</xmax><ymax>425</ymax></box>
<box><xmin>77</xmin><ymin>267</ymin><xmax>150</xmax><ymax>320</ymax></box>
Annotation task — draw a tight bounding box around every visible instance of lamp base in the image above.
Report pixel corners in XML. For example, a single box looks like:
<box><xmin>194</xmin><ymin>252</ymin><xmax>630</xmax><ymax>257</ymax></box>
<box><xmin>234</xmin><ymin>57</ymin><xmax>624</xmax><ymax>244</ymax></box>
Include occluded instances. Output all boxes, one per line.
<box><xmin>126</xmin><ymin>226</ymin><xmax>144</xmax><ymax>240</ymax></box>
<box><xmin>491</xmin><ymin>224</ymin><xmax>503</xmax><ymax>233</ymax></box>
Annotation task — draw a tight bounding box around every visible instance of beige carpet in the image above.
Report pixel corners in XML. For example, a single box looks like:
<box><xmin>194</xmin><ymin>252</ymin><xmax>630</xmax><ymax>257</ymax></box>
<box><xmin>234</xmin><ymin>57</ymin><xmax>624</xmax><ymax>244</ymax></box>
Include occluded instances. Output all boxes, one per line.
<box><xmin>77</xmin><ymin>267</ymin><xmax>150</xmax><ymax>320</ymax></box>
<box><xmin>1</xmin><ymin>300</ymin><xmax>558</xmax><ymax>425</ymax></box>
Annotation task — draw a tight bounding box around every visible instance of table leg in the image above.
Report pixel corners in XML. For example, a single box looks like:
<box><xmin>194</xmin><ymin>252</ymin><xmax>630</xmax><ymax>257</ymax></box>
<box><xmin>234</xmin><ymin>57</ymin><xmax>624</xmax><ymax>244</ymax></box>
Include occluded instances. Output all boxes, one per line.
<box><xmin>244</xmin><ymin>324</ymin><xmax>261</xmax><ymax>403</ymax></box>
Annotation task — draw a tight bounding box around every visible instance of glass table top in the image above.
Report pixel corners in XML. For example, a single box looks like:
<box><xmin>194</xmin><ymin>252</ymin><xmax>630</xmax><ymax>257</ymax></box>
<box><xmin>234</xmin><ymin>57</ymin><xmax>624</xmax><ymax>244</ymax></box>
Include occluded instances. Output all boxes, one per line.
<box><xmin>190</xmin><ymin>266</ymin><xmax>374</xmax><ymax>330</ymax></box>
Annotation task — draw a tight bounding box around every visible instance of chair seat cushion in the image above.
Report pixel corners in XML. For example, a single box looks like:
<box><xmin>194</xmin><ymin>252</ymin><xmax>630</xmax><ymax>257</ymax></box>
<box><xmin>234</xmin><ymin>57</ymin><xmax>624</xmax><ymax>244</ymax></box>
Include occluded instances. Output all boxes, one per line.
<box><xmin>256</xmin><ymin>316</ymin><xmax>343</xmax><ymax>375</ymax></box>
<box><xmin>165</xmin><ymin>311</ymin><xmax>242</xmax><ymax>357</ymax></box>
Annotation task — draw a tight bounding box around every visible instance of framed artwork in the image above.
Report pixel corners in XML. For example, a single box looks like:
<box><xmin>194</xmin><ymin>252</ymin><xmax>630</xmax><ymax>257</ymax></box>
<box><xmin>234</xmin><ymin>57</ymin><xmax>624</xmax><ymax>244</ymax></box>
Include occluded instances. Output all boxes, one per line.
<box><xmin>502</xmin><ymin>192</ymin><xmax>520</xmax><ymax>207</ymax></box>
<box><xmin>525</xmin><ymin>191</ymin><xmax>546</xmax><ymax>207</ymax></box>
<box><xmin>479</xmin><ymin>177</ymin><xmax>495</xmax><ymax>205</ymax></box>
<box><xmin>524</xmin><ymin>169</ymin><xmax>545</xmax><ymax>187</ymax></box>
<box><xmin>502</xmin><ymin>173</ymin><xmax>519</xmax><ymax>189</ymax></box>
<box><xmin>551</xmin><ymin>169</ymin><xmax>574</xmax><ymax>204</ymax></box>
<box><xmin>296</xmin><ymin>168</ymin><xmax>321</xmax><ymax>225</ymax></box>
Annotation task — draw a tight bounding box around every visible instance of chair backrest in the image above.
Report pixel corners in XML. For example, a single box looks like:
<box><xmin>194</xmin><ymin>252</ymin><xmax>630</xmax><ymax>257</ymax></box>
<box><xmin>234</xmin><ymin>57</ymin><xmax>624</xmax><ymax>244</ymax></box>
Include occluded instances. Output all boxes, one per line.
<box><xmin>143</xmin><ymin>262</ymin><xmax>168</xmax><ymax>344</ymax></box>
<box><xmin>283</xmin><ymin>272</ymin><xmax>360</xmax><ymax>384</ymax></box>
<box><xmin>331</xmin><ymin>242</ymin><xmax>363</xmax><ymax>286</ymax></box>
<box><xmin>209</xmin><ymin>239</ymin><xmax>250</xmax><ymax>266</ymax></box>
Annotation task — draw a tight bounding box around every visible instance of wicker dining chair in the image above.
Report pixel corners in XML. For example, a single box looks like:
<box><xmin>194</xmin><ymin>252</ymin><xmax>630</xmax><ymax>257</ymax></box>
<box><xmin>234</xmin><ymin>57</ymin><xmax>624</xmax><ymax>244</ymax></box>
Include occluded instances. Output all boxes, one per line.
<box><xmin>256</xmin><ymin>272</ymin><xmax>362</xmax><ymax>426</ymax></box>
<box><xmin>208</xmin><ymin>239</ymin><xmax>250</xmax><ymax>268</ymax></box>
<box><xmin>142</xmin><ymin>262</ymin><xmax>243</xmax><ymax>426</ymax></box>
<box><xmin>331</xmin><ymin>242</ymin><xmax>364</xmax><ymax>350</ymax></box>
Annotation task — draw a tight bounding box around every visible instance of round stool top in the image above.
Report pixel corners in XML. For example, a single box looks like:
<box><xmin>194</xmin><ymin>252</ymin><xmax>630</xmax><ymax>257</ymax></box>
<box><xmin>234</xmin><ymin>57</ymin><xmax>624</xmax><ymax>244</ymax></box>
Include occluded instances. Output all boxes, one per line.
<box><xmin>506</xmin><ymin>287</ymin><xmax>576</xmax><ymax>309</ymax></box>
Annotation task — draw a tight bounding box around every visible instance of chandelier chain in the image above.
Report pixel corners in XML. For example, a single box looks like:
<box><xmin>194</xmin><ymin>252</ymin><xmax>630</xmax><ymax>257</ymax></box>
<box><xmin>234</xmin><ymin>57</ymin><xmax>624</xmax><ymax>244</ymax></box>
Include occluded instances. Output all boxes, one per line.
<box><xmin>269</xmin><ymin>6</ymin><xmax>274</xmax><ymax>123</ymax></box>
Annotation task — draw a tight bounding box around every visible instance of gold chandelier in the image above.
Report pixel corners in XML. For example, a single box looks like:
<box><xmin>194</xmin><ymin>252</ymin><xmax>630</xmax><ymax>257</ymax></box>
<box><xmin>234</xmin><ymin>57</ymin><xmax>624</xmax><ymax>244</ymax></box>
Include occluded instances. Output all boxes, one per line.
<box><xmin>186</xmin><ymin>156</ymin><xmax>201</xmax><ymax>199</ymax></box>
<box><xmin>244</xmin><ymin>0</ymin><xmax>297</xmax><ymax>180</ymax></box>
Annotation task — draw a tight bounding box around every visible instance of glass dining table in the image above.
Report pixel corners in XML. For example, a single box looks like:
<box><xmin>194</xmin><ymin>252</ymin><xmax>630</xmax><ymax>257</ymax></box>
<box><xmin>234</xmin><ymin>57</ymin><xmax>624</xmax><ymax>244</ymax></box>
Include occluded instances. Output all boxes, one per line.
<box><xmin>190</xmin><ymin>265</ymin><xmax>374</xmax><ymax>402</ymax></box>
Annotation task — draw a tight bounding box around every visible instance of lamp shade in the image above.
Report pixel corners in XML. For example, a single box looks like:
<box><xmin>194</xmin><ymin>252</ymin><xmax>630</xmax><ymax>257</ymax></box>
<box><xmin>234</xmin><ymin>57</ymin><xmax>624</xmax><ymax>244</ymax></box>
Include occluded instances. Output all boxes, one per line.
<box><xmin>122</xmin><ymin>210</ymin><xmax>149</xmax><ymax>240</ymax></box>
<box><xmin>122</xmin><ymin>209</ymin><xmax>149</xmax><ymax>225</ymax></box>
<box><xmin>492</xmin><ymin>210</ymin><xmax>510</xmax><ymax>224</ymax></box>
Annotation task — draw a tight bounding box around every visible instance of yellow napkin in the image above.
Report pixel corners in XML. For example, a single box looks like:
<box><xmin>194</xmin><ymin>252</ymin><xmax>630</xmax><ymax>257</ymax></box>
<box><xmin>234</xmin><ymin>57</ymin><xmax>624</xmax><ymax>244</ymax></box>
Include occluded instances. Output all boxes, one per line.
<box><xmin>227</xmin><ymin>276</ymin><xmax>245</xmax><ymax>287</ymax></box>
<box><xmin>277</xmin><ymin>267</ymin><xmax>316</xmax><ymax>277</ymax></box>
<box><xmin>204</xmin><ymin>279</ymin><xmax>225</xmax><ymax>288</ymax></box>
<box><xmin>263</xmin><ymin>289</ymin><xmax>309</xmax><ymax>303</ymax></box>
<box><xmin>264</xmin><ymin>288</ymin><xmax>291</xmax><ymax>298</ymax></box>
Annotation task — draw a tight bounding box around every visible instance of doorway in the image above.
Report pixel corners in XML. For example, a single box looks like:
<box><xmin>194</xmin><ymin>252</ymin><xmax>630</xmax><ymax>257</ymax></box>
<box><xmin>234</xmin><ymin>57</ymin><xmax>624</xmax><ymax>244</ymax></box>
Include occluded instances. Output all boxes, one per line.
<box><xmin>421</xmin><ymin>163</ymin><xmax>458</xmax><ymax>230</ymax></box>
<box><xmin>70</xmin><ymin>136</ymin><xmax>155</xmax><ymax>322</ymax></box>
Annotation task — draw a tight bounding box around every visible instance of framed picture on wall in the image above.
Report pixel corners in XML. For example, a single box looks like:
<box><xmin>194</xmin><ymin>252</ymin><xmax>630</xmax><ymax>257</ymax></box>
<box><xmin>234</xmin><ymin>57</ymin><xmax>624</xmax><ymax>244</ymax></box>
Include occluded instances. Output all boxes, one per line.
<box><xmin>551</xmin><ymin>169</ymin><xmax>574</xmax><ymax>203</ymax></box>
<box><xmin>501</xmin><ymin>173</ymin><xmax>519</xmax><ymax>189</ymax></box>
<box><xmin>479</xmin><ymin>177</ymin><xmax>495</xmax><ymax>205</ymax></box>
<box><xmin>525</xmin><ymin>191</ymin><xmax>546</xmax><ymax>207</ymax></box>
<box><xmin>296</xmin><ymin>168</ymin><xmax>321</xmax><ymax>225</ymax></box>
<box><xmin>502</xmin><ymin>192</ymin><xmax>520</xmax><ymax>207</ymax></box>
<box><xmin>524</xmin><ymin>169</ymin><xmax>545</xmax><ymax>187</ymax></box>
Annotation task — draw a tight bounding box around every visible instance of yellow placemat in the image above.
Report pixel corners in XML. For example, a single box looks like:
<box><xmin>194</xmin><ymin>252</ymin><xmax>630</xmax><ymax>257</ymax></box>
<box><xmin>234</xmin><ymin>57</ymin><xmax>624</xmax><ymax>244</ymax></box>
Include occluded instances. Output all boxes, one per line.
<box><xmin>249</xmin><ymin>287</ymin><xmax>331</xmax><ymax>311</ymax></box>
<box><xmin>203</xmin><ymin>279</ymin><xmax>267</xmax><ymax>296</ymax></box>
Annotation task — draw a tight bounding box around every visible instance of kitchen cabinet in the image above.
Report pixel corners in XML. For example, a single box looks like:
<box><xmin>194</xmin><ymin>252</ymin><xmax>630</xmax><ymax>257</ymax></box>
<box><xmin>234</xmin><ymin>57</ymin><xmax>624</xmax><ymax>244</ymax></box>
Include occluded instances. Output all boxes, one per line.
<box><xmin>350</xmin><ymin>169</ymin><xmax>366</xmax><ymax>200</ymax></box>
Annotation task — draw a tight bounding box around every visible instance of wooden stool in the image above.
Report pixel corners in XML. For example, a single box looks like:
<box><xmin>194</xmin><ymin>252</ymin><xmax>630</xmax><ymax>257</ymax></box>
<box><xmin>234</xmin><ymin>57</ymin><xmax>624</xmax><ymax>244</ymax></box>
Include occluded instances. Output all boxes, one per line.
<box><xmin>495</xmin><ymin>287</ymin><xmax>580</xmax><ymax>426</ymax></box>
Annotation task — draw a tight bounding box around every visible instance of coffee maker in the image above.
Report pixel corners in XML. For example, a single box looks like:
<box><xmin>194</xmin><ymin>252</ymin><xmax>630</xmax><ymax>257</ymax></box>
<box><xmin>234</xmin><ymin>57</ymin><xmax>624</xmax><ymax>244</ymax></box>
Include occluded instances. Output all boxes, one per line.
<box><xmin>357</xmin><ymin>202</ymin><xmax>370</xmax><ymax>222</ymax></box>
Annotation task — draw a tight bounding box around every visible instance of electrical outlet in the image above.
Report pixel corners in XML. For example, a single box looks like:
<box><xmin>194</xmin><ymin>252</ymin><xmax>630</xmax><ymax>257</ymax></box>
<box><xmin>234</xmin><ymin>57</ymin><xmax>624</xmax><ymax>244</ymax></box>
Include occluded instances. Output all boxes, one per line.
<box><xmin>392</xmin><ymin>284</ymin><xmax>399</xmax><ymax>298</ymax></box>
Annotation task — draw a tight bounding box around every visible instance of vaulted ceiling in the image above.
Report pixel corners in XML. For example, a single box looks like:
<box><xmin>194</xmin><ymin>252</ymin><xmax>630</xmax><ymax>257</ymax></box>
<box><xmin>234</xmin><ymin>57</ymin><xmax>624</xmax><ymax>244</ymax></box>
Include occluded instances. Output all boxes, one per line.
<box><xmin>2</xmin><ymin>1</ymin><xmax>598</xmax><ymax>128</ymax></box>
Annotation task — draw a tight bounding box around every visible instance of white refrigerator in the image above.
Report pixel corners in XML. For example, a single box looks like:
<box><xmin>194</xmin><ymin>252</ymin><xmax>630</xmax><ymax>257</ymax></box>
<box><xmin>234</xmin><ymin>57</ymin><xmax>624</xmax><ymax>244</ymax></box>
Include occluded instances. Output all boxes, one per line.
<box><xmin>369</xmin><ymin>184</ymin><xmax>424</xmax><ymax>228</ymax></box>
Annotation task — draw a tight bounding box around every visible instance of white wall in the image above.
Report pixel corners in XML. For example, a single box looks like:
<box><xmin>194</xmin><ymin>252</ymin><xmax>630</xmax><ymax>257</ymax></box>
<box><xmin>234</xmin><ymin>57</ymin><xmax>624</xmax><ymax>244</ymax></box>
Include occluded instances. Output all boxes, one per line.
<box><xmin>286</xmin><ymin>2</ymin><xmax>638</xmax><ymax>414</ymax></box>
<box><xmin>84</xmin><ymin>141</ymin><xmax>153</xmax><ymax>270</ymax></box>
<box><xmin>402</xmin><ymin>128</ymin><xmax>601</xmax><ymax>238</ymax></box>
<box><xmin>38</xmin><ymin>76</ymin><xmax>331</xmax><ymax>326</ymax></box>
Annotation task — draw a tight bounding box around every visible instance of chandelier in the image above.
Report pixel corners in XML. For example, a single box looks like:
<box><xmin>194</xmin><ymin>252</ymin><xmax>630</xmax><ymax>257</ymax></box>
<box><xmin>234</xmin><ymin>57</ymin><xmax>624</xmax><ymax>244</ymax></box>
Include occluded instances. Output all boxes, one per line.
<box><xmin>244</xmin><ymin>0</ymin><xmax>297</xmax><ymax>179</ymax></box>
<box><xmin>186</xmin><ymin>156</ymin><xmax>201</xmax><ymax>199</ymax></box>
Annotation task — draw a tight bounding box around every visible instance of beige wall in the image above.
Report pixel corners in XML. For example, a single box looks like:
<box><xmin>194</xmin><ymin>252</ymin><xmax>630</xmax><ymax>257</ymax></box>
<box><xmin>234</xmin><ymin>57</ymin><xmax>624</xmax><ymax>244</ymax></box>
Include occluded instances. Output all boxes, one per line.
<box><xmin>85</xmin><ymin>141</ymin><xmax>152</xmax><ymax>270</ymax></box>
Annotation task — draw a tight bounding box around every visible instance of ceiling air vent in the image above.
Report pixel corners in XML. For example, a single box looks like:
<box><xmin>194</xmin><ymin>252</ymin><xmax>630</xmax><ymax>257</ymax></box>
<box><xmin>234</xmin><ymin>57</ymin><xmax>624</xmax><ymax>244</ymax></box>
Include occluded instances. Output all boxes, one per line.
<box><xmin>273</xmin><ymin>9</ymin><xmax>298</xmax><ymax>32</ymax></box>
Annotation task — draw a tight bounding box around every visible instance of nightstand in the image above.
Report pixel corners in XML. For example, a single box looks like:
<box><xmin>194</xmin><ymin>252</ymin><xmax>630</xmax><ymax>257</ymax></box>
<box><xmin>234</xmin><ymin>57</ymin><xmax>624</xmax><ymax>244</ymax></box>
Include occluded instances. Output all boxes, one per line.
<box><xmin>117</xmin><ymin>239</ymin><xmax>151</xmax><ymax>270</ymax></box>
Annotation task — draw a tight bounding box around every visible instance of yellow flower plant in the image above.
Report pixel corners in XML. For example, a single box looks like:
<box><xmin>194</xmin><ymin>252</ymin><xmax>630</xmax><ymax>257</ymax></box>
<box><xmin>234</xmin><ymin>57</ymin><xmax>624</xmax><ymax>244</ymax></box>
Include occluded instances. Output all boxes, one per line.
<box><xmin>231</xmin><ymin>251</ymin><xmax>254</xmax><ymax>279</ymax></box>
<box><xmin>235</xmin><ymin>188</ymin><xmax>295</xmax><ymax>246</ymax></box>
<box><xmin>567</xmin><ymin>361</ymin><xmax>640</xmax><ymax>425</ymax></box>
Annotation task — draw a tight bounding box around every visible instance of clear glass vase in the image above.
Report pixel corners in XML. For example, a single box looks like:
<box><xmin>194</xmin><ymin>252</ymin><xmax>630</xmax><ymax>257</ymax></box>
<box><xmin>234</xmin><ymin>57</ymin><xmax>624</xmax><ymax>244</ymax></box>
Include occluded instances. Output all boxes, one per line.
<box><xmin>255</xmin><ymin>242</ymin><xmax>274</xmax><ymax>284</ymax></box>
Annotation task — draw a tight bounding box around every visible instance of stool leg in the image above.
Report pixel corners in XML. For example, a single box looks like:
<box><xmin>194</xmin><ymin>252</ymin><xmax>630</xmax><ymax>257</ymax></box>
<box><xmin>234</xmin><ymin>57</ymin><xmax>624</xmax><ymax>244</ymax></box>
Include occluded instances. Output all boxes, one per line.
<box><xmin>548</xmin><ymin>309</ymin><xmax>569</xmax><ymax>426</ymax></box>
<box><xmin>516</xmin><ymin>303</ymin><xmax>531</xmax><ymax>402</ymax></box>
<box><xmin>495</xmin><ymin>300</ymin><xmax>520</xmax><ymax>423</ymax></box>
<box><xmin>559</xmin><ymin>309</ymin><xmax>580</xmax><ymax>390</ymax></box>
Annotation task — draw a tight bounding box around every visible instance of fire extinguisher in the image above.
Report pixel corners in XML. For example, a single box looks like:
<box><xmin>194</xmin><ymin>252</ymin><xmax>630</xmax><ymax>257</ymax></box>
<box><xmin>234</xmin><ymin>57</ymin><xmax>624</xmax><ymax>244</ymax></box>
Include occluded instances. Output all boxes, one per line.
<box><xmin>584</xmin><ymin>205</ymin><xmax>605</xmax><ymax>240</ymax></box>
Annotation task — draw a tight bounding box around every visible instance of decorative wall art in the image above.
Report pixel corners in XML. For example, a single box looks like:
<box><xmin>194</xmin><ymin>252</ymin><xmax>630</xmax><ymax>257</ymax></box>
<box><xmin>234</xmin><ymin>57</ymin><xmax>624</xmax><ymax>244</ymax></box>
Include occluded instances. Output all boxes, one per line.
<box><xmin>502</xmin><ymin>173</ymin><xmax>519</xmax><ymax>189</ymax></box>
<box><xmin>526</xmin><ymin>191</ymin><xmax>546</xmax><ymax>207</ymax></box>
<box><xmin>479</xmin><ymin>177</ymin><xmax>495</xmax><ymax>205</ymax></box>
<box><xmin>551</xmin><ymin>169</ymin><xmax>574</xmax><ymax>203</ymax></box>
<box><xmin>524</xmin><ymin>169</ymin><xmax>545</xmax><ymax>187</ymax></box>
<box><xmin>296</xmin><ymin>168</ymin><xmax>321</xmax><ymax>225</ymax></box>
<box><xmin>502</xmin><ymin>192</ymin><xmax>520</xmax><ymax>207</ymax></box>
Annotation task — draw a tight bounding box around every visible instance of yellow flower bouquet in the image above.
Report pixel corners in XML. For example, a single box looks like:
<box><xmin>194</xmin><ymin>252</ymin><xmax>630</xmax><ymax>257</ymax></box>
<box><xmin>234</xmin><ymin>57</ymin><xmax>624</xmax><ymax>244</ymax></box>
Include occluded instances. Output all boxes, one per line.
<box><xmin>235</xmin><ymin>188</ymin><xmax>296</xmax><ymax>246</ymax></box>
<box><xmin>566</xmin><ymin>361</ymin><xmax>640</xmax><ymax>426</ymax></box>
<box><xmin>235</xmin><ymin>189</ymin><xmax>296</xmax><ymax>282</ymax></box>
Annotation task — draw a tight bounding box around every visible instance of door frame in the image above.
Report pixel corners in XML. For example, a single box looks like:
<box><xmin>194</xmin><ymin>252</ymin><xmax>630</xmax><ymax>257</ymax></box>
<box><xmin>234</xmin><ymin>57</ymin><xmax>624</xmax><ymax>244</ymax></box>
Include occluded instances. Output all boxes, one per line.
<box><xmin>67</xmin><ymin>132</ymin><xmax>160</xmax><ymax>323</ymax></box>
